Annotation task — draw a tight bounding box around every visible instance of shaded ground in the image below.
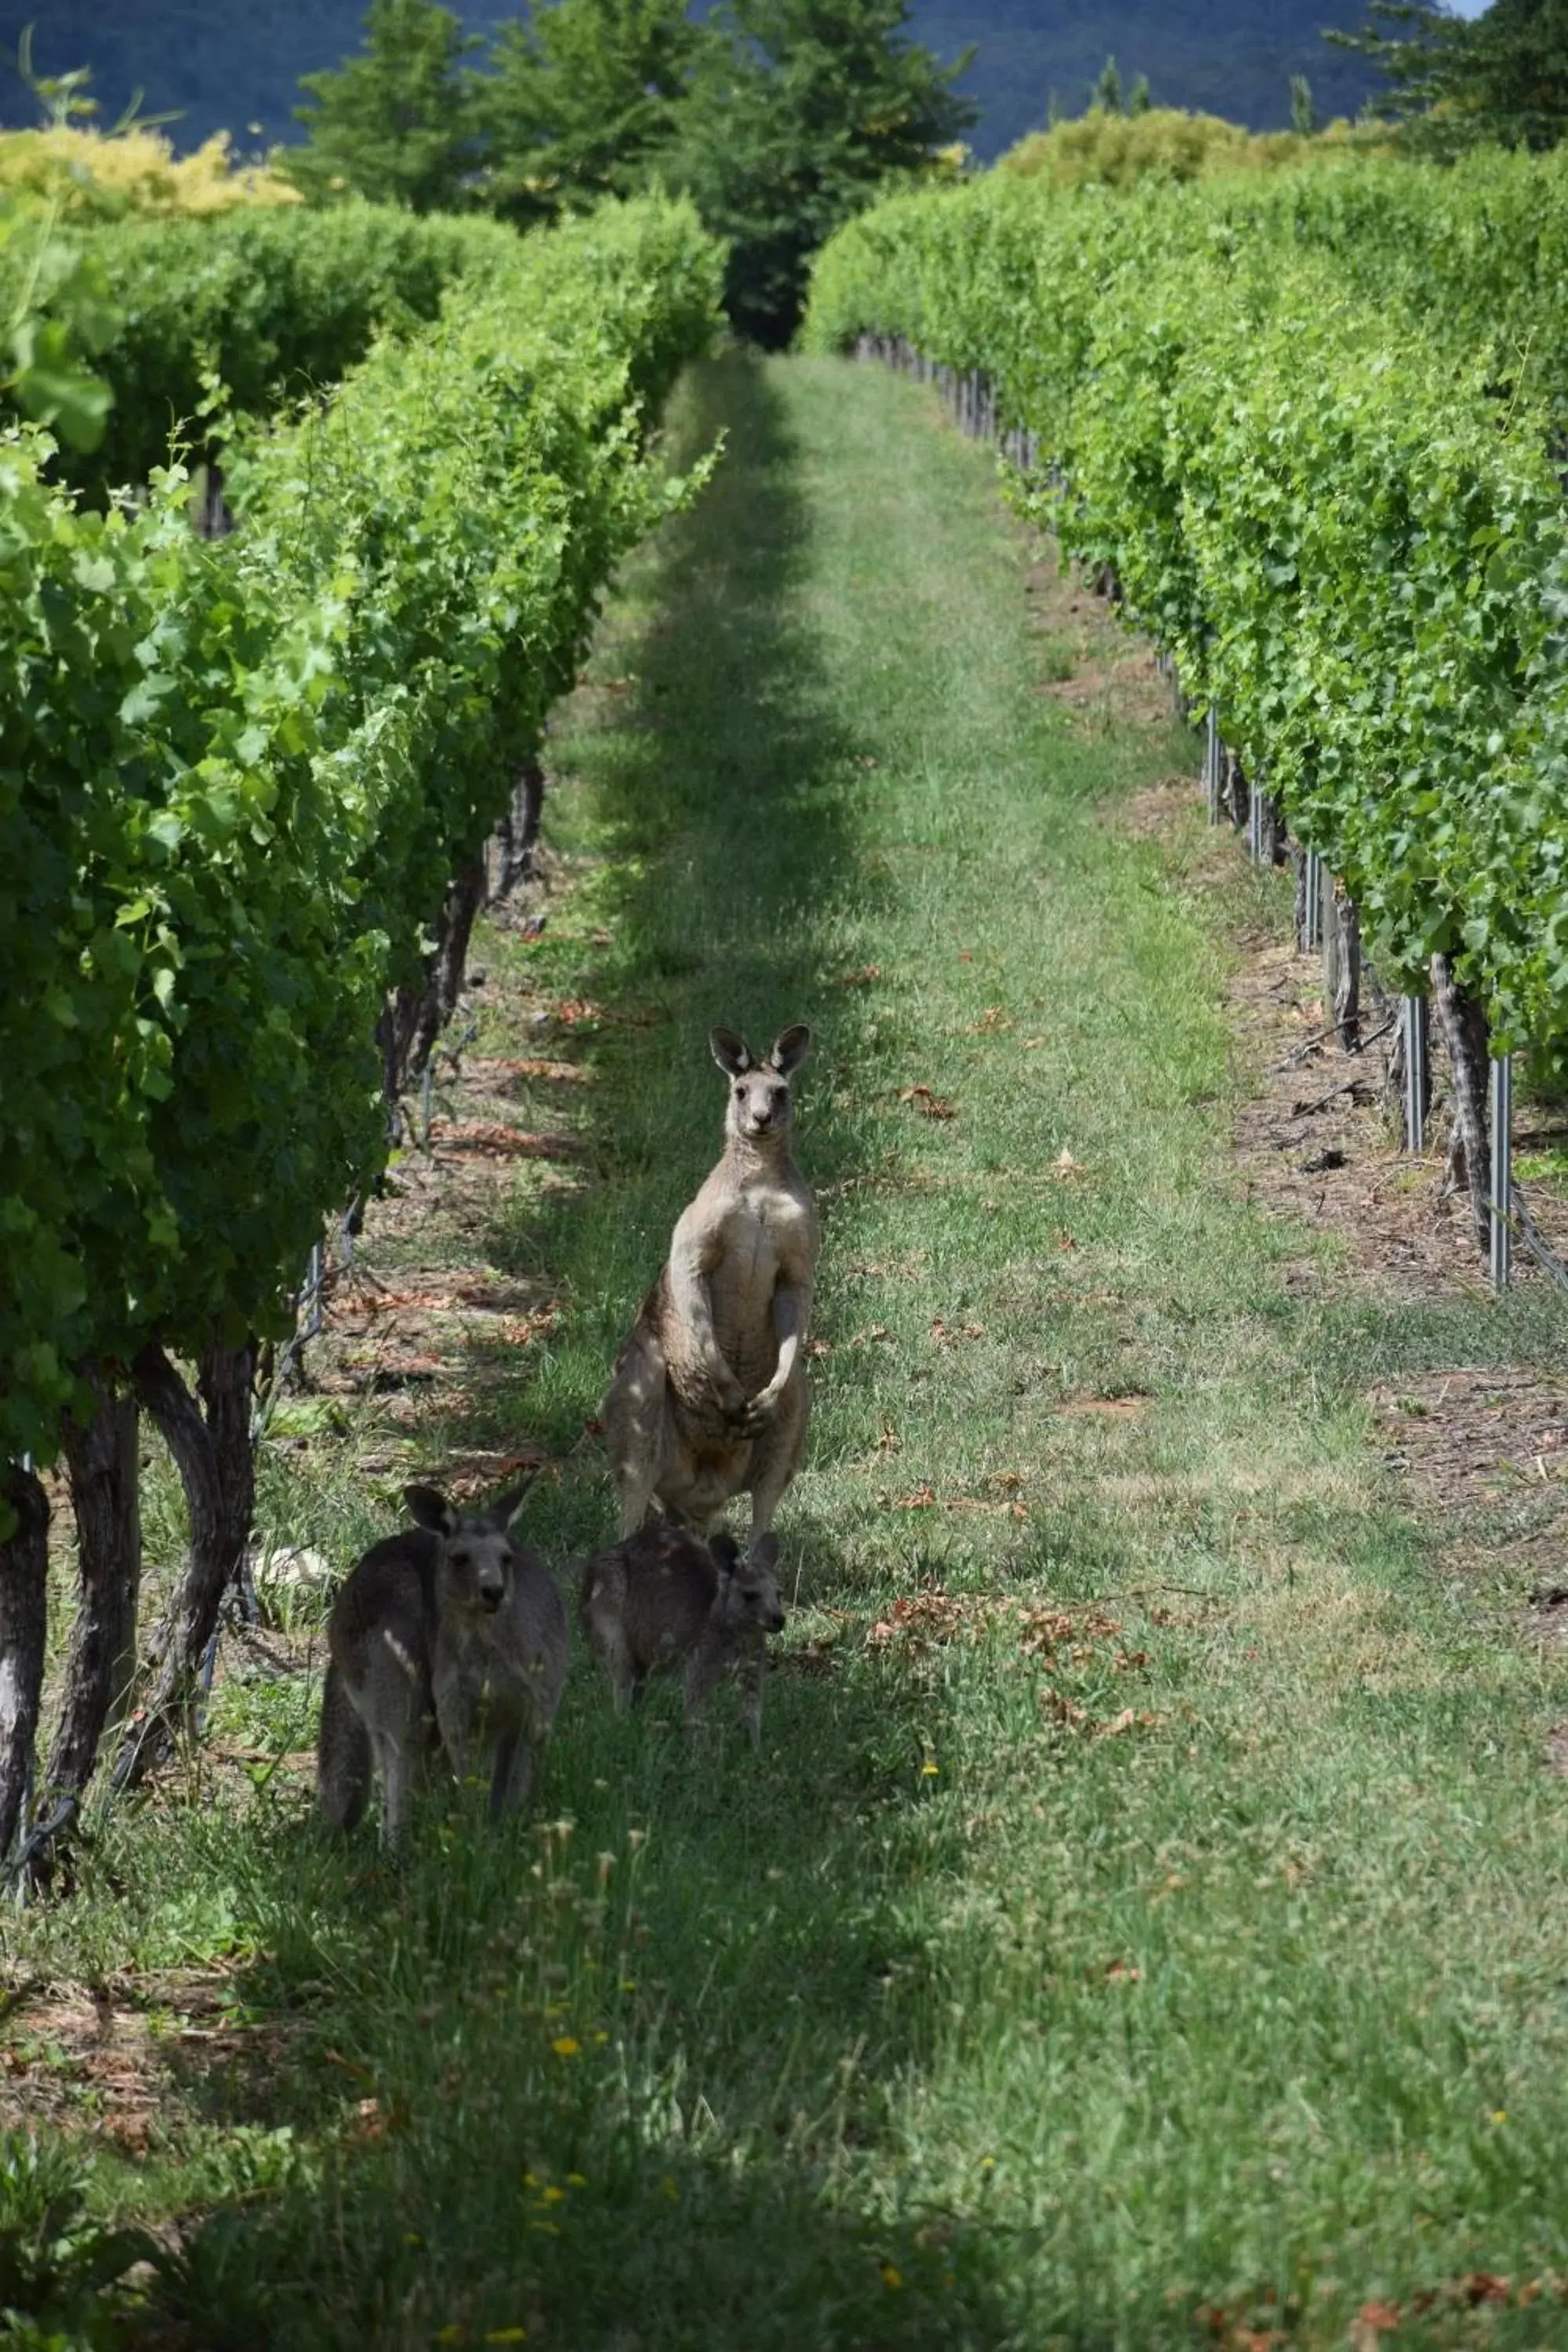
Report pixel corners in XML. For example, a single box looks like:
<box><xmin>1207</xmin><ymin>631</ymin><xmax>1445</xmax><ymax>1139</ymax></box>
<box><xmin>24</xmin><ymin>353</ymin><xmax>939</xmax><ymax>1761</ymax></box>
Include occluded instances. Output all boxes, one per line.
<box><xmin>0</xmin><ymin>1970</ymin><xmax>284</xmax><ymax>2152</ymax></box>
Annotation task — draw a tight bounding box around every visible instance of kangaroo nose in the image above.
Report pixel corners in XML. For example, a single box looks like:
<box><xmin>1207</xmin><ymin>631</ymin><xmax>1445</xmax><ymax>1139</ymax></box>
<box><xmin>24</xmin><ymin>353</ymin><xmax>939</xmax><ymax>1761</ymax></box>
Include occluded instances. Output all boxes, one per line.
<box><xmin>479</xmin><ymin>1581</ymin><xmax>504</xmax><ymax>1612</ymax></box>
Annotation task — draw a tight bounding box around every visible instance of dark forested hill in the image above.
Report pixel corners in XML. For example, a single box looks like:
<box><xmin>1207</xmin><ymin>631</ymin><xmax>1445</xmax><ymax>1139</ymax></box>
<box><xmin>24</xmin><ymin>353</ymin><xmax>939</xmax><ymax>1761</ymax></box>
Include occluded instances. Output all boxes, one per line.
<box><xmin>2</xmin><ymin>0</ymin><xmax>1381</xmax><ymax>163</ymax></box>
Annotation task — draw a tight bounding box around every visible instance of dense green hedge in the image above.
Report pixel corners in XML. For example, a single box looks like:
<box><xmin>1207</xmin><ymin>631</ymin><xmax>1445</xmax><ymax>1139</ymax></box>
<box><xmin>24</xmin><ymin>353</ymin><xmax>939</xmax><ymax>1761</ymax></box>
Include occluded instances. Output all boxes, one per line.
<box><xmin>1201</xmin><ymin>147</ymin><xmax>1568</xmax><ymax>437</ymax></box>
<box><xmin>805</xmin><ymin>154</ymin><xmax>1568</xmax><ymax>1061</ymax></box>
<box><xmin>0</xmin><ymin>201</ymin><xmax>521</xmax><ymax>495</ymax></box>
<box><xmin>0</xmin><ymin>194</ymin><xmax>723</xmax><ymax>1474</ymax></box>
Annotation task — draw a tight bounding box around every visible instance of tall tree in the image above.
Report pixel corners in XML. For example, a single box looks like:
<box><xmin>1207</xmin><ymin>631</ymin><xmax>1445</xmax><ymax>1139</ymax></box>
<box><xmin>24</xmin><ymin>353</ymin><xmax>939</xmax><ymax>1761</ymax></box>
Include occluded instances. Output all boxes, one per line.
<box><xmin>289</xmin><ymin>0</ymin><xmax>481</xmax><ymax>210</ymax></box>
<box><xmin>676</xmin><ymin>0</ymin><xmax>975</xmax><ymax>347</ymax></box>
<box><xmin>483</xmin><ymin>0</ymin><xmax>705</xmax><ymax>221</ymax></box>
<box><xmin>1091</xmin><ymin>54</ymin><xmax>1123</xmax><ymax>112</ymax></box>
<box><xmin>1328</xmin><ymin>0</ymin><xmax>1568</xmax><ymax>152</ymax></box>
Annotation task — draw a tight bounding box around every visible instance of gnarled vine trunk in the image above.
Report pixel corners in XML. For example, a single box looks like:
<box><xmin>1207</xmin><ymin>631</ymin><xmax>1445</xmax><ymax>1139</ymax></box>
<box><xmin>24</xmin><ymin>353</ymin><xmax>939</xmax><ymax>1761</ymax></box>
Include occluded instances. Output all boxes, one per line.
<box><xmin>46</xmin><ymin>1373</ymin><xmax>141</xmax><ymax>1806</ymax></box>
<box><xmin>1257</xmin><ymin>791</ymin><xmax>1288</xmax><ymax>868</ymax></box>
<box><xmin>488</xmin><ymin>757</ymin><xmax>546</xmax><ymax>904</ymax></box>
<box><xmin>378</xmin><ymin>851</ymin><xmax>491</xmax><ymax>1104</ymax></box>
<box><xmin>1430</xmin><ymin>950</ymin><xmax>1491</xmax><ymax>1254</ymax></box>
<box><xmin>1222</xmin><ymin>747</ymin><xmax>1250</xmax><ymax>833</ymax></box>
<box><xmin>0</xmin><ymin>1463</ymin><xmax>49</xmax><ymax>1863</ymax></box>
<box><xmin>1323</xmin><ymin>881</ymin><xmax>1362</xmax><ymax>1049</ymax></box>
<box><xmin>116</xmin><ymin>1338</ymin><xmax>256</xmax><ymax>1790</ymax></box>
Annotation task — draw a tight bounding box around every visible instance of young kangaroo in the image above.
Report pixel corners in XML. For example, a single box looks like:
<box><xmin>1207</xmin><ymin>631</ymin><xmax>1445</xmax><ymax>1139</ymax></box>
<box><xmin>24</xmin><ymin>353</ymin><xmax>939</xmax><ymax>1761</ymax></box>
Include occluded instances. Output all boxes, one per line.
<box><xmin>318</xmin><ymin>1483</ymin><xmax>568</xmax><ymax>1850</ymax></box>
<box><xmin>579</xmin><ymin>1526</ymin><xmax>785</xmax><ymax>1745</ymax></box>
<box><xmin>601</xmin><ymin>1024</ymin><xmax>818</xmax><ymax>1540</ymax></box>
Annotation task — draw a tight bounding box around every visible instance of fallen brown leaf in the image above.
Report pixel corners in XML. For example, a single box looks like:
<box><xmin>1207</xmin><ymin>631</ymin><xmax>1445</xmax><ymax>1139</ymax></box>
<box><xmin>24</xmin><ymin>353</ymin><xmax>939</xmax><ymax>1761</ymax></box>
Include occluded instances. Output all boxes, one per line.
<box><xmin>466</xmin><ymin>1056</ymin><xmax>589</xmax><ymax>1084</ymax></box>
<box><xmin>428</xmin><ymin>1121</ymin><xmax>582</xmax><ymax>1161</ymax></box>
<box><xmin>900</xmin><ymin>1085</ymin><xmax>956</xmax><ymax>1120</ymax></box>
<box><xmin>930</xmin><ymin>1318</ymin><xmax>985</xmax><ymax>1350</ymax></box>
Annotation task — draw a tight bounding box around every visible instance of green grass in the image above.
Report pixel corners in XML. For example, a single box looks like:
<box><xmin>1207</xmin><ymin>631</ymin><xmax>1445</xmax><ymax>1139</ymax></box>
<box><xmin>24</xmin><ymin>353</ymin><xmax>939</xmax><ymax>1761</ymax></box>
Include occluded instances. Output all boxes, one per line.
<box><xmin>9</xmin><ymin>353</ymin><xmax>1568</xmax><ymax>2350</ymax></box>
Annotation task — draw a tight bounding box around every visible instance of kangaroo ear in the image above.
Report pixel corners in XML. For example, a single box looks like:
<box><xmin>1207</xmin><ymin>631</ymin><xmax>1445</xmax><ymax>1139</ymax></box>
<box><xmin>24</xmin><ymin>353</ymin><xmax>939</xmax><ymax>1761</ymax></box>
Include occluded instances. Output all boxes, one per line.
<box><xmin>709</xmin><ymin>1531</ymin><xmax>742</xmax><ymax>1577</ymax></box>
<box><xmin>748</xmin><ymin>1532</ymin><xmax>781</xmax><ymax>1573</ymax></box>
<box><xmin>767</xmin><ymin>1025</ymin><xmax>811</xmax><ymax>1076</ymax></box>
<box><xmin>489</xmin><ymin>1474</ymin><xmax>538</xmax><ymax>1532</ymax></box>
<box><xmin>710</xmin><ymin>1026</ymin><xmax>753</xmax><ymax>1077</ymax></box>
<box><xmin>404</xmin><ymin>1484</ymin><xmax>455</xmax><ymax>1535</ymax></box>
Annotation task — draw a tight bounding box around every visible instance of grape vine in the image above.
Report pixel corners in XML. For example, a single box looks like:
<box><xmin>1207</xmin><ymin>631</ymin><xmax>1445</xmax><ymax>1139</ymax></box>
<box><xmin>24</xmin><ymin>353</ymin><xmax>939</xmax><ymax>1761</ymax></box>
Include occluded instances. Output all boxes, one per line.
<box><xmin>0</xmin><ymin>192</ymin><xmax>723</xmax><ymax>1488</ymax></box>
<box><xmin>805</xmin><ymin>155</ymin><xmax>1568</xmax><ymax>1073</ymax></box>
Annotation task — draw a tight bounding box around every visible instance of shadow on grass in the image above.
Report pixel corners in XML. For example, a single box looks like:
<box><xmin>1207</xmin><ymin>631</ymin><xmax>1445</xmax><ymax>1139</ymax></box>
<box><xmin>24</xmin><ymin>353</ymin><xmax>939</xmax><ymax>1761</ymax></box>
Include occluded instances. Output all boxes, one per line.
<box><xmin>354</xmin><ymin>350</ymin><xmax>904</xmax><ymax>1531</ymax></box>
<box><xmin>126</xmin><ymin>358</ymin><xmax>1032</xmax><ymax>2349</ymax></box>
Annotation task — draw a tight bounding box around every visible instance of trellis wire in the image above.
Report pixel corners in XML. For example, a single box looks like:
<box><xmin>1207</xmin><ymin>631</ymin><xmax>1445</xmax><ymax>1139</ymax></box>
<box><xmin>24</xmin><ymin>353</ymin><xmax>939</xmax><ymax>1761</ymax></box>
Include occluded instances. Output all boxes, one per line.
<box><xmin>252</xmin><ymin>1237</ymin><xmax>330</xmax><ymax>1441</ymax></box>
<box><xmin>1509</xmin><ymin>1183</ymin><xmax>1568</xmax><ymax>1300</ymax></box>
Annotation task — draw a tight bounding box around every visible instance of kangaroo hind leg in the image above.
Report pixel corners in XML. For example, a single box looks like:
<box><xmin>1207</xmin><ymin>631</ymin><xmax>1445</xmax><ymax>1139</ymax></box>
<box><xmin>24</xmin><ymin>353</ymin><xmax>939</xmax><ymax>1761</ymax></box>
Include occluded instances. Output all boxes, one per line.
<box><xmin>746</xmin><ymin>1373</ymin><xmax>808</xmax><ymax>1541</ymax></box>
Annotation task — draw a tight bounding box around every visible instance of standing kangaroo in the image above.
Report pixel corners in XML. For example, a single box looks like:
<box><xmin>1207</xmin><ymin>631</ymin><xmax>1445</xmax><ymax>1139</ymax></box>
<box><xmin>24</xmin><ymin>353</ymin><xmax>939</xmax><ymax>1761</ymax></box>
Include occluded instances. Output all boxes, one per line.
<box><xmin>318</xmin><ymin>1483</ymin><xmax>568</xmax><ymax>1850</ymax></box>
<box><xmin>602</xmin><ymin>1024</ymin><xmax>818</xmax><ymax>1539</ymax></box>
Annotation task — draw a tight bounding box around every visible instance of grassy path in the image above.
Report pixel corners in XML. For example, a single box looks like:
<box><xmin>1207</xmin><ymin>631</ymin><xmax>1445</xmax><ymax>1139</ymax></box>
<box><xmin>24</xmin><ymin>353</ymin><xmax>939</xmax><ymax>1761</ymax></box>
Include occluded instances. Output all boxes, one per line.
<box><xmin>17</xmin><ymin>354</ymin><xmax>1568</xmax><ymax>2349</ymax></box>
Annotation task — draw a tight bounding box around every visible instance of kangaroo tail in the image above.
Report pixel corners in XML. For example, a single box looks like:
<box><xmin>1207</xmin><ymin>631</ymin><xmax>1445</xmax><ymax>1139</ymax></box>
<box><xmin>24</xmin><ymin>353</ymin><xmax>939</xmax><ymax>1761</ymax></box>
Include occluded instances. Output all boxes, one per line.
<box><xmin>317</xmin><ymin>1660</ymin><xmax>371</xmax><ymax>1832</ymax></box>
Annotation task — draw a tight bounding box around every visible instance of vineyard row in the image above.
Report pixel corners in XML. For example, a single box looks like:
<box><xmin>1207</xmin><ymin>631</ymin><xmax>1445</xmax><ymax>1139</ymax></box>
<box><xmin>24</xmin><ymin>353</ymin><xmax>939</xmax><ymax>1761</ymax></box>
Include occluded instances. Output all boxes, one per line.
<box><xmin>0</xmin><ymin>194</ymin><xmax>723</xmax><ymax>1863</ymax></box>
<box><xmin>804</xmin><ymin>155</ymin><xmax>1568</xmax><ymax>1257</ymax></box>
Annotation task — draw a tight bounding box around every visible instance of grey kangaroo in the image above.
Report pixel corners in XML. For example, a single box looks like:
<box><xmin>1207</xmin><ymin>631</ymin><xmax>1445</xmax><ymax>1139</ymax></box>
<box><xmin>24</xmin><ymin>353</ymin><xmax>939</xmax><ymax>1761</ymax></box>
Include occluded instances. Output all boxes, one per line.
<box><xmin>601</xmin><ymin>1024</ymin><xmax>818</xmax><ymax>1539</ymax></box>
<box><xmin>318</xmin><ymin>1483</ymin><xmax>568</xmax><ymax>1850</ymax></box>
<box><xmin>579</xmin><ymin>1525</ymin><xmax>785</xmax><ymax>1745</ymax></box>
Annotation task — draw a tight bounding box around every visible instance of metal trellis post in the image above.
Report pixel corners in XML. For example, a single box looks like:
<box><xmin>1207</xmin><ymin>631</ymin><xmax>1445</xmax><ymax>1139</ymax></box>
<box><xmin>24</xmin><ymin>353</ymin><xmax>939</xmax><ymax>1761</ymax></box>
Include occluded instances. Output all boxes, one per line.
<box><xmin>1302</xmin><ymin>848</ymin><xmax>1323</xmax><ymax>951</ymax></box>
<box><xmin>1489</xmin><ymin>1051</ymin><xmax>1512</xmax><ymax>1294</ymax></box>
<box><xmin>1400</xmin><ymin>996</ymin><xmax>1428</xmax><ymax>1152</ymax></box>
